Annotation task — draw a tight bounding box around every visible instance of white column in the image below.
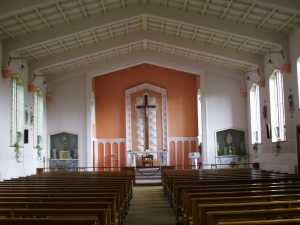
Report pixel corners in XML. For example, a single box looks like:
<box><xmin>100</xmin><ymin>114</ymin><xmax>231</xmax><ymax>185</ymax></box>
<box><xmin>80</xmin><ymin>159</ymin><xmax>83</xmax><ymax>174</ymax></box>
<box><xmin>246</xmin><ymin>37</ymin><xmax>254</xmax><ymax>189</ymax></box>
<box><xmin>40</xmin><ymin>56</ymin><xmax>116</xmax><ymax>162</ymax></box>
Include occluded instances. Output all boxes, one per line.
<box><xmin>182</xmin><ymin>141</ymin><xmax>185</xmax><ymax>169</ymax></box>
<box><xmin>94</xmin><ymin>140</ymin><xmax>99</xmax><ymax>169</ymax></box>
<box><xmin>103</xmin><ymin>142</ymin><xmax>106</xmax><ymax>169</ymax></box>
<box><xmin>199</xmin><ymin>73</ymin><xmax>208</xmax><ymax>166</ymax></box>
<box><xmin>118</xmin><ymin>142</ymin><xmax>121</xmax><ymax>168</ymax></box>
<box><xmin>189</xmin><ymin>141</ymin><xmax>192</xmax><ymax>167</ymax></box>
<box><xmin>175</xmin><ymin>141</ymin><xmax>178</xmax><ymax>168</ymax></box>
<box><xmin>110</xmin><ymin>142</ymin><xmax>113</xmax><ymax>168</ymax></box>
<box><xmin>85</xmin><ymin>74</ymin><xmax>93</xmax><ymax>167</ymax></box>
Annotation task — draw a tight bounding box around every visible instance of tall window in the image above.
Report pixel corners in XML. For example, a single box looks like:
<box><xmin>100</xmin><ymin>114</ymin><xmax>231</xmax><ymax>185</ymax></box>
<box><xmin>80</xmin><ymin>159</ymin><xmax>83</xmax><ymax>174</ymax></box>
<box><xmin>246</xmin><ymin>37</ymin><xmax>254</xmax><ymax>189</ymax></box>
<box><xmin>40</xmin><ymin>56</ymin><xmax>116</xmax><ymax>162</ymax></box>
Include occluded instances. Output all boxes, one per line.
<box><xmin>269</xmin><ymin>69</ymin><xmax>286</xmax><ymax>142</ymax></box>
<box><xmin>297</xmin><ymin>57</ymin><xmax>300</xmax><ymax>108</ymax></box>
<box><xmin>11</xmin><ymin>77</ymin><xmax>24</xmax><ymax>147</ymax></box>
<box><xmin>91</xmin><ymin>93</ymin><xmax>96</xmax><ymax>138</ymax></box>
<box><xmin>33</xmin><ymin>91</ymin><xmax>44</xmax><ymax>150</ymax></box>
<box><xmin>249</xmin><ymin>83</ymin><xmax>261</xmax><ymax>144</ymax></box>
<box><xmin>197</xmin><ymin>89</ymin><xmax>202</xmax><ymax>144</ymax></box>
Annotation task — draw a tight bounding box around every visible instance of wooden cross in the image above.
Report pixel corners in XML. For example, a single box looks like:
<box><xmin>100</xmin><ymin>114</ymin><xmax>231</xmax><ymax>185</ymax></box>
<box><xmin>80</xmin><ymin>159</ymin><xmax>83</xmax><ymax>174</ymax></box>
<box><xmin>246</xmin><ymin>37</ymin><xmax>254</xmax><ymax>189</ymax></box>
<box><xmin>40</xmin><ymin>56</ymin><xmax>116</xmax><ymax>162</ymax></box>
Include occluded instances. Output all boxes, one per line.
<box><xmin>137</xmin><ymin>94</ymin><xmax>156</xmax><ymax>150</ymax></box>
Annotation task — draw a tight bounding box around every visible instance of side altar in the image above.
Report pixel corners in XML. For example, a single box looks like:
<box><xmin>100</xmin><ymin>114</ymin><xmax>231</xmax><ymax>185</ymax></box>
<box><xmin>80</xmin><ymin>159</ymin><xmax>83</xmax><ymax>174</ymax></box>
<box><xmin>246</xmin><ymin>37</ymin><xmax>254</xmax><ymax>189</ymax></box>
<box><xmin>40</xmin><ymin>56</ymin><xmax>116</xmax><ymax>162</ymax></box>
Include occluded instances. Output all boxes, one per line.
<box><xmin>49</xmin><ymin>132</ymin><xmax>78</xmax><ymax>169</ymax></box>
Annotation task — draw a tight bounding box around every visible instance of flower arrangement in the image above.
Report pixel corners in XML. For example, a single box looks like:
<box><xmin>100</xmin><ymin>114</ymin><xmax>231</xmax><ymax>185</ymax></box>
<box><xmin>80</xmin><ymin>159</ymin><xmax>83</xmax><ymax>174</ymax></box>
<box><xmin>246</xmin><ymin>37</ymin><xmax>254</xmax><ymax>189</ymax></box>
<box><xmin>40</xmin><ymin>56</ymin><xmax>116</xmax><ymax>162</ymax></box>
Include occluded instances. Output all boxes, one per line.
<box><xmin>35</xmin><ymin>135</ymin><xmax>43</xmax><ymax>159</ymax></box>
<box><xmin>13</xmin><ymin>131</ymin><xmax>23</xmax><ymax>162</ymax></box>
<box><xmin>253</xmin><ymin>143</ymin><xmax>258</xmax><ymax>152</ymax></box>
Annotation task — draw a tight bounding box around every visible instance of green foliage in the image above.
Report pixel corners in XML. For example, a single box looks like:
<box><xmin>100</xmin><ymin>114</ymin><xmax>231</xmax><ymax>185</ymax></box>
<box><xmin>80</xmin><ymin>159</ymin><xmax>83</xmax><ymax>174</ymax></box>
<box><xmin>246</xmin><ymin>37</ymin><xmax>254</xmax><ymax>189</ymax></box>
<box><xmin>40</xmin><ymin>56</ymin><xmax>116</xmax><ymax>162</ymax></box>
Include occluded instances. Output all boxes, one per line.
<box><xmin>35</xmin><ymin>135</ymin><xmax>43</xmax><ymax>159</ymax></box>
<box><xmin>13</xmin><ymin>131</ymin><xmax>23</xmax><ymax>162</ymax></box>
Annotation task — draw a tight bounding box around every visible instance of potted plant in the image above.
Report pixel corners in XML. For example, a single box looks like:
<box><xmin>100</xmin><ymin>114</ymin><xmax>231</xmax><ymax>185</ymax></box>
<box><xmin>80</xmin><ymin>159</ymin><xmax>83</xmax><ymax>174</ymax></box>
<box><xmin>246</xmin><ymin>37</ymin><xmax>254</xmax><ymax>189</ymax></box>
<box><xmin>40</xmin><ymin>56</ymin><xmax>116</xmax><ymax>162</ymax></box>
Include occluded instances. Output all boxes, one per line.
<box><xmin>35</xmin><ymin>135</ymin><xmax>43</xmax><ymax>159</ymax></box>
<box><xmin>13</xmin><ymin>131</ymin><xmax>23</xmax><ymax>162</ymax></box>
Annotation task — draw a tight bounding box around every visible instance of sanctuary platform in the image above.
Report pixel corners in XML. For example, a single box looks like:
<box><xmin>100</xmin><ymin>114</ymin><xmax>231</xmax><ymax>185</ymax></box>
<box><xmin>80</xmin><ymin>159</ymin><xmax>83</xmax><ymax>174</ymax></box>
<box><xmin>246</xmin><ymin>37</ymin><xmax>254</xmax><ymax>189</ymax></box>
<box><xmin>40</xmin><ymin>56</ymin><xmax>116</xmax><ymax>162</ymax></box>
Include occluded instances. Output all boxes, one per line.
<box><xmin>135</xmin><ymin>167</ymin><xmax>162</xmax><ymax>185</ymax></box>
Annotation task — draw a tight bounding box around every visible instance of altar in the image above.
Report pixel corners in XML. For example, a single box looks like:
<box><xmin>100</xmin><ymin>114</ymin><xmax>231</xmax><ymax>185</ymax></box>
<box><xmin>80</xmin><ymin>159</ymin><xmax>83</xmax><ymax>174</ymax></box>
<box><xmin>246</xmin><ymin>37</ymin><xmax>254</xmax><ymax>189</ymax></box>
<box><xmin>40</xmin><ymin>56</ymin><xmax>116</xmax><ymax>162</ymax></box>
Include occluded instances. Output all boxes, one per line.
<box><xmin>49</xmin><ymin>159</ymin><xmax>79</xmax><ymax>169</ymax></box>
<box><xmin>49</xmin><ymin>132</ymin><xmax>78</xmax><ymax>170</ymax></box>
<box><xmin>128</xmin><ymin>150</ymin><xmax>168</xmax><ymax>167</ymax></box>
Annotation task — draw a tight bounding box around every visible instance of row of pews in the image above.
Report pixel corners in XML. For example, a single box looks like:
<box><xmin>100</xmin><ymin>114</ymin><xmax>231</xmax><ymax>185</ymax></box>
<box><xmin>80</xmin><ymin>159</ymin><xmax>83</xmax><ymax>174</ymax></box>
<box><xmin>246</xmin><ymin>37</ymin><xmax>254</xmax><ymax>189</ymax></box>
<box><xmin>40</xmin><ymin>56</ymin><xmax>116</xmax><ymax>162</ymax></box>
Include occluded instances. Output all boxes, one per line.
<box><xmin>162</xmin><ymin>167</ymin><xmax>300</xmax><ymax>225</ymax></box>
<box><xmin>0</xmin><ymin>168</ymin><xmax>134</xmax><ymax>225</ymax></box>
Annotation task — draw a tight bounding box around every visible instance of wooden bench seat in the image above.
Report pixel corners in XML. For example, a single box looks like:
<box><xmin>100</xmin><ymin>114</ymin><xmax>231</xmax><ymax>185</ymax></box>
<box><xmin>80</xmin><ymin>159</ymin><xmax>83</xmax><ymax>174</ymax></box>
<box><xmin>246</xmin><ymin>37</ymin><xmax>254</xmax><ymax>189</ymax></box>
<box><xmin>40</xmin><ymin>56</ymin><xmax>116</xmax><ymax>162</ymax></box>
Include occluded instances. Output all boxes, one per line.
<box><xmin>0</xmin><ymin>217</ymin><xmax>99</xmax><ymax>225</ymax></box>
<box><xmin>188</xmin><ymin>194</ymin><xmax>300</xmax><ymax>225</ymax></box>
<box><xmin>196</xmin><ymin>200</ymin><xmax>300</xmax><ymax>225</ymax></box>
<box><xmin>163</xmin><ymin>168</ymin><xmax>300</xmax><ymax>225</ymax></box>
<box><xmin>0</xmin><ymin>201</ymin><xmax>114</xmax><ymax>224</ymax></box>
<box><xmin>0</xmin><ymin>208</ymin><xmax>109</xmax><ymax>225</ymax></box>
<box><xmin>178</xmin><ymin>182</ymin><xmax>300</xmax><ymax>209</ymax></box>
<box><xmin>0</xmin><ymin>170</ymin><xmax>133</xmax><ymax>225</ymax></box>
<box><xmin>178</xmin><ymin>187</ymin><xmax>300</xmax><ymax>213</ymax></box>
<box><xmin>218</xmin><ymin>218</ymin><xmax>300</xmax><ymax>225</ymax></box>
<box><xmin>207</xmin><ymin>207</ymin><xmax>300</xmax><ymax>225</ymax></box>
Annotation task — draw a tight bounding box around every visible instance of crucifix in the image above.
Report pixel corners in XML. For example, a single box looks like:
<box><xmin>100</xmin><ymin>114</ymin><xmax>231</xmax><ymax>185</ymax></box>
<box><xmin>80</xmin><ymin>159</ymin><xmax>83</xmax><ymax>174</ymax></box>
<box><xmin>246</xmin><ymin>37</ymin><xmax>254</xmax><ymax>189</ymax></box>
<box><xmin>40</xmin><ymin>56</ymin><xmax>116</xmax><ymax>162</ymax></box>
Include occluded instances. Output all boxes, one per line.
<box><xmin>136</xmin><ymin>93</ymin><xmax>156</xmax><ymax>151</ymax></box>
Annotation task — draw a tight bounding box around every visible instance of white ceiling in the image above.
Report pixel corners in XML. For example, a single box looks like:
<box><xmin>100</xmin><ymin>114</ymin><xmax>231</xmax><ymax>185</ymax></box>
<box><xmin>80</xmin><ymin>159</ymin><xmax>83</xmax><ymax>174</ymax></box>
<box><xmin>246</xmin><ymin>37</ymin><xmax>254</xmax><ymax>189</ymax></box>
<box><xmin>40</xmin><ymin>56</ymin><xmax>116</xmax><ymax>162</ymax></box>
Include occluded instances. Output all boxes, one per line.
<box><xmin>1</xmin><ymin>0</ymin><xmax>299</xmax><ymax>74</ymax></box>
<box><xmin>36</xmin><ymin>39</ymin><xmax>254</xmax><ymax>74</ymax></box>
<box><xmin>14</xmin><ymin>15</ymin><xmax>279</xmax><ymax>60</ymax></box>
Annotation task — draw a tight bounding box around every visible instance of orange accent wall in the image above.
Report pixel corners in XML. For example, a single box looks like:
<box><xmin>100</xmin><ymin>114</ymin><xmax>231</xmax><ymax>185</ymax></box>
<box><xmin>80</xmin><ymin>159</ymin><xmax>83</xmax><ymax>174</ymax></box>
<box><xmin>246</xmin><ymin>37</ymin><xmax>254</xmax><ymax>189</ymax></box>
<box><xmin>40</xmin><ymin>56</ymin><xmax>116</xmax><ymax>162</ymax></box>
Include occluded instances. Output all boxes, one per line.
<box><xmin>95</xmin><ymin>64</ymin><xmax>199</xmax><ymax>139</ymax></box>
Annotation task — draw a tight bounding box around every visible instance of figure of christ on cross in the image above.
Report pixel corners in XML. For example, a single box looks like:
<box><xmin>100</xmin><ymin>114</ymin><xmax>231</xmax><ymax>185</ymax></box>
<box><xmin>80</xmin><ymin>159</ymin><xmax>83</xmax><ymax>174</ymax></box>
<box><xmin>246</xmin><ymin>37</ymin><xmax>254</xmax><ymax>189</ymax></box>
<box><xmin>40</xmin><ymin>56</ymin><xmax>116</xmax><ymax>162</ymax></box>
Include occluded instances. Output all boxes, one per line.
<box><xmin>136</xmin><ymin>93</ymin><xmax>156</xmax><ymax>151</ymax></box>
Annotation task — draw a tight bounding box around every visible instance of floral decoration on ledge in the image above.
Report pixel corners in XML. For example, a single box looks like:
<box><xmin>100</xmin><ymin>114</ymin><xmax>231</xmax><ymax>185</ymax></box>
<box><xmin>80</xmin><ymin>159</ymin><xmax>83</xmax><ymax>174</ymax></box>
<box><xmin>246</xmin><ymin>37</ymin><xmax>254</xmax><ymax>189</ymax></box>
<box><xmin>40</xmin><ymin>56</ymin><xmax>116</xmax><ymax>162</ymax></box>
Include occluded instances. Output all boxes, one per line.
<box><xmin>12</xmin><ymin>131</ymin><xmax>23</xmax><ymax>162</ymax></box>
<box><xmin>35</xmin><ymin>135</ymin><xmax>43</xmax><ymax>160</ymax></box>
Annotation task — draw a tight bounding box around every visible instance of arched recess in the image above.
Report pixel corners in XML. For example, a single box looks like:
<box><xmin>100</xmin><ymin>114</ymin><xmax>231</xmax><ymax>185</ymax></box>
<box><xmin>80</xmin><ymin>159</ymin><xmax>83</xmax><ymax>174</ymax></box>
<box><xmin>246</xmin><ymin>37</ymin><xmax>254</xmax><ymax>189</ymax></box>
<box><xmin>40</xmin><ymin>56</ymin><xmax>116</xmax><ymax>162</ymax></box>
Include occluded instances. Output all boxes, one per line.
<box><xmin>125</xmin><ymin>83</ymin><xmax>168</xmax><ymax>166</ymax></box>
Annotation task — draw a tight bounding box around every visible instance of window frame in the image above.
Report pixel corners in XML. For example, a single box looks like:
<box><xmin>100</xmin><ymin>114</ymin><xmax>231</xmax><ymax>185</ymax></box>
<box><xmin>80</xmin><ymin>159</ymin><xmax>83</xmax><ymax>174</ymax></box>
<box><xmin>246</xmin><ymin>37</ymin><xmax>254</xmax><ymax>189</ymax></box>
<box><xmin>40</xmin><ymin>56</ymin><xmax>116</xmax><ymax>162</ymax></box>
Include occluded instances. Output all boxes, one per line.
<box><xmin>10</xmin><ymin>77</ymin><xmax>25</xmax><ymax>147</ymax></box>
<box><xmin>197</xmin><ymin>89</ymin><xmax>202</xmax><ymax>144</ymax></box>
<box><xmin>249</xmin><ymin>83</ymin><xmax>262</xmax><ymax>144</ymax></box>
<box><xmin>33</xmin><ymin>90</ymin><xmax>44</xmax><ymax>150</ymax></box>
<box><xmin>297</xmin><ymin>57</ymin><xmax>300</xmax><ymax>108</ymax></box>
<box><xmin>269</xmin><ymin>69</ymin><xmax>286</xmax><ymax>143</ymax></box>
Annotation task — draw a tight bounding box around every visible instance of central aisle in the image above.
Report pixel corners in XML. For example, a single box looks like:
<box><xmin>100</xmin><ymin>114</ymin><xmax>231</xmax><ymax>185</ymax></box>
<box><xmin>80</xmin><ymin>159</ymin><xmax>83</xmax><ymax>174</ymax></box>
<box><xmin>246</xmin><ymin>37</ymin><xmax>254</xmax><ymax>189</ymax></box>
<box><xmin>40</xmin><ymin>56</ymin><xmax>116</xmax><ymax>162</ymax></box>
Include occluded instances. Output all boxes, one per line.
<box><xmin>125</xmin><ymin>186</ymin><xmax>177</xmax><ymax>225</ymax></box>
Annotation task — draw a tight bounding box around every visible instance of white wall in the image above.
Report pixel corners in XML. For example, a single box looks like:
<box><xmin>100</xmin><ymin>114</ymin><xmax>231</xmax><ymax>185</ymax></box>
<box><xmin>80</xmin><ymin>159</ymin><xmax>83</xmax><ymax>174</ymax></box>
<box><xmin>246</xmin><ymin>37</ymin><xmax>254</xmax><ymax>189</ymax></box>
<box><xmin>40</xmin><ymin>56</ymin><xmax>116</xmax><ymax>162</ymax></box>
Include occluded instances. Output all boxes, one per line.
<box><xmin>0</xmin><ymin>42</ymin><xmax>44</xmax><ymax>180</ymax></box>
<box><xmin>246</xmin><ymin>28</ymin><xmax>300</xmax><ymax>174</ymax></box>
<box><xmin>46</xmin><ymin>56</ymin><xmax>248</xmax><ymax>169</ymax></box>
<box><xmin>47</xmin><ymin>74</ymin><xmax>87</xmax><ymax>167</ymax></box>
<box><xmin>201</xmin><ymin>66</ymin><xmax>248</xmax><ymax>166</ymax></box>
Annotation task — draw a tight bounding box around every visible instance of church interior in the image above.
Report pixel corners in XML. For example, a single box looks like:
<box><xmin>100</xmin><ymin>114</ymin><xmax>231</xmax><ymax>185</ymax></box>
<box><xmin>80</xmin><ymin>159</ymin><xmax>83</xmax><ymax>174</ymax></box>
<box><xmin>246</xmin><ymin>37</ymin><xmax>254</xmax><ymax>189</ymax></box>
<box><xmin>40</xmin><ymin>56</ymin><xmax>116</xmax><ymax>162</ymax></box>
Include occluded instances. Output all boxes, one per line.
<box><xmin>1</xmin><ymin>0</ymin><xmax>300</xmax><ymax>224</ymax></box>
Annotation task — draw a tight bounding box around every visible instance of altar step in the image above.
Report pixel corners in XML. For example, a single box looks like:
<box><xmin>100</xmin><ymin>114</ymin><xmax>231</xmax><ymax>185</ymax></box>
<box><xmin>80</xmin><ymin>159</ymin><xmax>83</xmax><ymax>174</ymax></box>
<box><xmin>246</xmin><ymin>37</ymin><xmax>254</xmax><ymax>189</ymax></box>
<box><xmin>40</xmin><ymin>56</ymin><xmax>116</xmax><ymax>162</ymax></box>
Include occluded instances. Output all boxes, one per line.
<box><xmin>135</xmin><ymin>167</ymin><xmax>162</xmax><ymax>185</ymax></box>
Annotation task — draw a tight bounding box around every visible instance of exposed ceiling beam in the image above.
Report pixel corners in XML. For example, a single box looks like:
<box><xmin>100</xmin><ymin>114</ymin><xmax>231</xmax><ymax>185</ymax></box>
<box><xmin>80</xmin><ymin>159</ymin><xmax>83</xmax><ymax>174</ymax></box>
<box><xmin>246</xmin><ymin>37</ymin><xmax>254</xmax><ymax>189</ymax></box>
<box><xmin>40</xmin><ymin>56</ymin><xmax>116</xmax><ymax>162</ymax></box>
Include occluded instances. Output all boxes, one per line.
<box><xmin>249</xmin><ymin>0</ymin><xmax>300</xmax><ymax>15</ymax></box>
<box><xmin>146</xmin><ymin>6</ymin><xmax>285</xmax><ymax>48</ymax></box>
<box><xmin>238</xmin><ymin>2</ymin><xmax>256</xmax><ymax>24</ymax></box>
<box><xmin>46</xmin><ymin>51</ymin><xmax>207</xmax><ymax>82</ymax></box>
<box><xmin>4</xmin><ymin>5</ymin><xmax>286</xmax><ymax>54</ymax></box>
<box><xmin>47</xmin><ymin>51</ymin><xmax>243</xmax><ymax>83</ymax></box>
<box><xmin>220</xmin><ymin>0</ymin><xmax>233</xmax><ymax>19</ymax></box>
<box><xmin>29</xmin><ymin>31</ymin><xmax>262</xmax><ymax>73</ymax></box>
<box><xmin>0</xmin><ymin>0</ymin><xmax>57</xmax><ymax>20</ymax></box>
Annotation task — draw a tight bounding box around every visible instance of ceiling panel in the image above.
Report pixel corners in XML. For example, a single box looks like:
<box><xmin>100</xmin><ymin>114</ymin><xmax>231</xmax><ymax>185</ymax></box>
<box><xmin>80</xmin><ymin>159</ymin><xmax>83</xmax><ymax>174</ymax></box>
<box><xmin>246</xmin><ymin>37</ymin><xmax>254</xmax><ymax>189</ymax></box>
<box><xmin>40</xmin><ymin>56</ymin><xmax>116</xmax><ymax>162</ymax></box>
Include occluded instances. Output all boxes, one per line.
<box><xmin>1</xmin><ymin>0</ymin><xmax>300</xmax><ymax>40</ymax></box>
<box><xmin>35</xmin><ymin>39</ymin><xmax>253</xmax><ymax>75</ymax></box>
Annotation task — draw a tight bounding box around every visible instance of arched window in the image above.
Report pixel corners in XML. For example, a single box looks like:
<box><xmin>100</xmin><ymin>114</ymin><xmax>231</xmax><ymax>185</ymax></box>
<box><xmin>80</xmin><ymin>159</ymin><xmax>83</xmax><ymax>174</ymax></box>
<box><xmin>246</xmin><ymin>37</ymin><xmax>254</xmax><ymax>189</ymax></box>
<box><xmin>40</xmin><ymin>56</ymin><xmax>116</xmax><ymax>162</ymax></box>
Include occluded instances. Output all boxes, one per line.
<box><xmin>197</xmin><ymin>89</ymin><xmax>202</xmax><ymax>144</ymax></box>
<box><xmin>297</xmin><ymin>57</ymin><xmax>300</xmax><ymax>107</ymax></box>
<box><xmin>33</xmin><ymin>90</ymin><xmax>44</xmax><ymax>154</ymax></box>
<box><xmin>269</xmin><ymin>69</ymin><xmax>286</xmax><ymax>142</ymax></box>
<box><xmin>249</xmin><ymin>83</ymin><xmax>261</xmax><ymax>144</ymax></box>
<box><xmin>10</xmin><ymin>77</ymin><xmax>24</xmax><ymax>148</ymax></box>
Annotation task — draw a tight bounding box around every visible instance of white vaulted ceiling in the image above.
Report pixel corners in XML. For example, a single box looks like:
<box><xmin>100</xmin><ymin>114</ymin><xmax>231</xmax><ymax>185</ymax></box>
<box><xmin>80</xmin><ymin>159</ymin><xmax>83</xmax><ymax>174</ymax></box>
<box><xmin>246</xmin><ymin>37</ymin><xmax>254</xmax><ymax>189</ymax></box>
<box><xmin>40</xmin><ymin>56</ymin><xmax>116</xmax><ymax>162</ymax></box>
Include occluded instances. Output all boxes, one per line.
<box><xmin>36</xmin><ymin>40</ymin><xmax>255</xmax><ymax>74</ymax></box>
<box><xmin>1</xmin><ymin>0</ymin><xmax>299</xmax><ymax>74</ymax></box>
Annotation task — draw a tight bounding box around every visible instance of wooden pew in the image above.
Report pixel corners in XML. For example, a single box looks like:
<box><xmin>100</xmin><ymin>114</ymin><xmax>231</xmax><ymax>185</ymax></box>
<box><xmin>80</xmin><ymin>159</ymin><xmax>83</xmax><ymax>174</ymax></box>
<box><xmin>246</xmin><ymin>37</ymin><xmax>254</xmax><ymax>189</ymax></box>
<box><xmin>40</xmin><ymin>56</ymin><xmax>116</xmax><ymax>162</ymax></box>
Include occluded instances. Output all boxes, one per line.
<box><xmin>196</xmin><ymin>200</ymin><xmax>300</xmax><ymax>225</ymax></box>
<box><xmin>163</xmin><ymin>168</ymin><xmax>300</xmax><ymax>225</ymax></box>
<box><xmin>218</xmin><ymin>218</ymin><xmax>300</xmax><ymax>225</ymax></box>
<box><xmin>0</xmin><ymin>170</ymin><xmax>133</xmax><ymax>225</ymax></box>
<box><xmin>206</xmin><ymin>207</ymin><xmax>300</xmax><ymax>225</ymax></box>
<box><xmin>189</xmin><ymin>194</ymin><xmax>300</xmax><ymax>225</ymax></box>
<box><xmin>0</xmin><ymin>217</ymin><xmax>99</xmax><ymax>225</ymax></box>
